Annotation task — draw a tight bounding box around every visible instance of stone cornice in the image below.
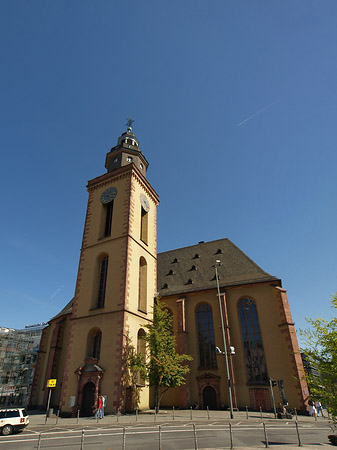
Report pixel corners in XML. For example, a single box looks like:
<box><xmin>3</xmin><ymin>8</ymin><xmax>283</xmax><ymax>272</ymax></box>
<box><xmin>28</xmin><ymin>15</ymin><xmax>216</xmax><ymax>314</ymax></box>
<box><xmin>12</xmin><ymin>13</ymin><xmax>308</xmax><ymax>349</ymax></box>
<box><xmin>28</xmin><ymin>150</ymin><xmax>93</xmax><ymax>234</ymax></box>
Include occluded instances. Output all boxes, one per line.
<box><xmin>87</xmin><ymin>164</ymin><xmax>159</xmax><ymax>204</ymax></box>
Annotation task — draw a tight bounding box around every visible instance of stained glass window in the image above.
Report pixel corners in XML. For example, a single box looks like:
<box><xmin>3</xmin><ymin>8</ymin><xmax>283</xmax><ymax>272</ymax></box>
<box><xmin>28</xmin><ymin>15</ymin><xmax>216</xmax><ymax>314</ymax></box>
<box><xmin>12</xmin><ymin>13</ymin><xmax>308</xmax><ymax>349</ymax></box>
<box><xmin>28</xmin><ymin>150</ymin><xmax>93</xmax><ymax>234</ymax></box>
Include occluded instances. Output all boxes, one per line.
<box><xmin>238</xmin><ymin>298</ymin><xmax>267</xmax><ymax>383</ymax></box>
<box><xmin>196</xmin><ymin>303</ymin><xmax>217</xmax><ymax>368</ymax></box>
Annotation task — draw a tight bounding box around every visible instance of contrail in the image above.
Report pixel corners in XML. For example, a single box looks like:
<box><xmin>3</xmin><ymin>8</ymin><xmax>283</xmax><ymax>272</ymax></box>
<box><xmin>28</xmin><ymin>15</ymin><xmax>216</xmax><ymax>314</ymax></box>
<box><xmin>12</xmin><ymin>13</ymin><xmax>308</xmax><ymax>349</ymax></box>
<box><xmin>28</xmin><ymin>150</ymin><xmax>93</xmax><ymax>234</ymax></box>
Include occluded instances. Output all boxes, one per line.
<box><xmin>50</xmin><ymin>285</ymin><xmax>64</xmax><ymax>300</ymax></box>
<box><xmin>237</xmin><ymin>100</ymin><xmax>279</xmax><ymax>127</ymax></box>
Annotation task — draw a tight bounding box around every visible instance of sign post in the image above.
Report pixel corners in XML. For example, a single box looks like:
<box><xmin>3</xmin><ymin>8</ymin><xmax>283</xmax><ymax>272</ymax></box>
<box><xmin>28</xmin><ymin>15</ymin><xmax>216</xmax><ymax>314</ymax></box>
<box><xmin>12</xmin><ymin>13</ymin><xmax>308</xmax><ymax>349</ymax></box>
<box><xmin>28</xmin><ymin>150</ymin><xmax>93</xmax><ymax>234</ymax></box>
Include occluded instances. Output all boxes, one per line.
<box><xmin>45</xmin><ymin>379</ymin><xmax>57</xmax><ymax>424</ymax></box>
<box><xmin>269</xmin><ymin>378</ymin><xmax>277</xmax><ymax>419</ymax></box>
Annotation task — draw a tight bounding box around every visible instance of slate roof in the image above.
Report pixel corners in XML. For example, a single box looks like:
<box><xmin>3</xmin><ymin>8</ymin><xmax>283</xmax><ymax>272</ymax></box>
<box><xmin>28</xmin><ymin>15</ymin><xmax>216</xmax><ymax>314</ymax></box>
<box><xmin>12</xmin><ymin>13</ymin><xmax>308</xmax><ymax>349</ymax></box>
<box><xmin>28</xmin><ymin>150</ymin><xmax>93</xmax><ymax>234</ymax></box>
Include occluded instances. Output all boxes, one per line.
<box><xmin>157</xmin><ymin>238</ymin><xmax>279</xmax><ymax>297</ymax></box>
<box><xmin>51</xmin><ymin>239</ymin><xmax>280</xmax><ymax>319</ymax></box>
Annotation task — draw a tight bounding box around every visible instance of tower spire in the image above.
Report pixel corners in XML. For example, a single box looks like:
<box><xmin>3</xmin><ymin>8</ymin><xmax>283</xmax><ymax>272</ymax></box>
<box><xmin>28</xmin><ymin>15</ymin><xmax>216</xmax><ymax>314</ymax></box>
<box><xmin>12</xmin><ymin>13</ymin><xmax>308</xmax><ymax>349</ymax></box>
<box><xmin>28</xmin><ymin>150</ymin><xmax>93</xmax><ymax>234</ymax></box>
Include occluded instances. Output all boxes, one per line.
<box><xmin>126</xmin><ymin>117</ymin><xmax>134</xmax><ymax>132</ymax></box>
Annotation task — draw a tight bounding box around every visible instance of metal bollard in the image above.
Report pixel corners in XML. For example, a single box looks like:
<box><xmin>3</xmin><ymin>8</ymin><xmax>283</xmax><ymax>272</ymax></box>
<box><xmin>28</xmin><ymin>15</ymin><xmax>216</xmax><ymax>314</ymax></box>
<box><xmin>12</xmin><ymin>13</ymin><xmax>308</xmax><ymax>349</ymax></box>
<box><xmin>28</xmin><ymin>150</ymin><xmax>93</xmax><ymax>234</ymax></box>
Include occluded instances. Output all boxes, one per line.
<box><xmin>173</xmin><ymin>406</ymin><xmax>175</xmax><ymax>420</ymax></box>
<box><xmin>122</xmin><ymin>427</ymin><xmax>126</xmax><ymax>450</ymax></box>
<box><xmin>190</xmin><ymin>406</ymin><xmax>193</xmax><ymax>420</ymax></box>
<box><xmin>159</xmin><ymin>424</ymin><xmax>162</xmax><ymax>450</ymax></box>
<box><xmin>229</xmin><ymin>422</ymin><xmax>234</xmax><ymax>449</ymax></box>
<box><xmin>263</xmin><ymin>422</ymin><xmax>269</xmax><ymax>448</ymax></box>
<box><xmin>295</xmin><ymin>421</ymin><xmax>302</xmax><ymax>447</ymax></box>
<box><xmin>246</xmin><ymin>405</ymin><xmax>249</xmax><ymax>419</ymax></box>
<box><xmin>193</xmin><ymin>423</ymin><xmax>198</xmax><ymax>450</ymax></box>
<box><xmin>56</xmin><ymin>409</ymin><xmax>60</xmax><ymax>424</ymax></box>
<box><xmin>80</xmin><ymin>429</ymin><xmax>85</xmax><ymax>450</ymax></box>
<box><xmin>207</xmin><ymin>406</ymin><xmax>210</xmax><ymax>420</ymax></box>
<box><xmin>77</xmin><ymin>409</ymin><xmax>80</xmax><ymax>424</ymax></box>
<box><xmin>155</xmin><ymin>408</ymin><xmax>157</xmax><ymax>422</ymax></box>
<box><xmin>117</xmin><ymin>409</ymin><xmax>119</xmax><ymax>422</ymax></box>
<box><xmin>136</xmin><ymin>408</ymin><xmax>138</xmax><ymax>422</ymax></box>
<box><xmin>260</xmin><ymin>406</ymin><xmax>263</xmax><ymax>419</ymax></box>
<box><xmin>37</xmin><ymin>432</ymin><xmax>42</xmax><ymax>450</ymax></box>
<box><xmin>294</xmin><ymin>407</ymin><xmax>298</xmax><ymax>421</ymax></box>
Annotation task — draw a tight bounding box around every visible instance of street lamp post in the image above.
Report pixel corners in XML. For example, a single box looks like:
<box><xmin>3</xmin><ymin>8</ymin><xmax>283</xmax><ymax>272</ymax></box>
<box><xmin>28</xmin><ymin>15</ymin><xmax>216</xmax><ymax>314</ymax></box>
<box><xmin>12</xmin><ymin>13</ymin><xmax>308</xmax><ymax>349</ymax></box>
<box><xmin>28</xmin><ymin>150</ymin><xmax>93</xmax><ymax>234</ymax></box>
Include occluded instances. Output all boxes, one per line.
<box><xmin>215</xmin><ymin>260</ymin><xmax>234</xmax><ymax>419</ymax></box>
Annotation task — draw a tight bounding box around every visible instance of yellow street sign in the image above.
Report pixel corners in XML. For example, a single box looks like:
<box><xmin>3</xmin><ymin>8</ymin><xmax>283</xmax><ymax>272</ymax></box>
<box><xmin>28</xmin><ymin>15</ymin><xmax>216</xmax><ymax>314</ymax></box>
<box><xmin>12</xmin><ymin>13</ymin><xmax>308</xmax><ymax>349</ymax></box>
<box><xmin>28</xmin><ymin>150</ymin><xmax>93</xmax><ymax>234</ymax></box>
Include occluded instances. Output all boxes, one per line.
<box><xmin>47</xmin><ymin>379</ymin><xmax>57</xmax><ymax>388</ymax></box>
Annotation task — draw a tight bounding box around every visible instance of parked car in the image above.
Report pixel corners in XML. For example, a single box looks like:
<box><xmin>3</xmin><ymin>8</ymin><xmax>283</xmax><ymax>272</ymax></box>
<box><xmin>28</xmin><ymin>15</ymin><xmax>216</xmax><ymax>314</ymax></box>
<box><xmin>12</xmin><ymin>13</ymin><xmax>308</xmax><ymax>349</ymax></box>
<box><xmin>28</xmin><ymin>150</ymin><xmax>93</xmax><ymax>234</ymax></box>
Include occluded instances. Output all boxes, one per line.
<box><xmin>0</xmin><ymin>408</ymin><xmax>29</xmax><ymax>435</ymax></box>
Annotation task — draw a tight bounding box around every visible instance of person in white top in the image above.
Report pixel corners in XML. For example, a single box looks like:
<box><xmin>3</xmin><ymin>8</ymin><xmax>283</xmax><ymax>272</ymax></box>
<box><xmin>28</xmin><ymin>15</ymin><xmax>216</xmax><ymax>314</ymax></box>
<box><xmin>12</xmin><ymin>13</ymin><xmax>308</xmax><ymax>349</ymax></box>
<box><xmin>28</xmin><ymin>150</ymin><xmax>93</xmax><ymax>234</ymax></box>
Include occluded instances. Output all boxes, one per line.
<box><xmin>314</xmin><ymin>401</ymin><xmax>324</xmax><ymax>417</ymax></box>
<box><xmin>308</xmin><ymin>400</ymin><xmax>317</xmax><ymax>417</ymax></box>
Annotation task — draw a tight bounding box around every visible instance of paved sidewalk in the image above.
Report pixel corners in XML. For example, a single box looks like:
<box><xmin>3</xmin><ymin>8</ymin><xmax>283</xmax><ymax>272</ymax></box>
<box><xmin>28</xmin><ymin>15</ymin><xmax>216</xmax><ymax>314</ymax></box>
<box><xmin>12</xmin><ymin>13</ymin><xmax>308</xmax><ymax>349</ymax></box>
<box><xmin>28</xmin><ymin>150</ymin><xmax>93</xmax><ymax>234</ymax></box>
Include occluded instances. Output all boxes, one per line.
<box><xmin>27</xmin><ymin>408</ymin><xmax>332</xmax><ymax>428</ymax></box>
<box><xmin>23</xmin><ymin>410</ymin><xmax>335</xmax><ymax>449</ymax></box>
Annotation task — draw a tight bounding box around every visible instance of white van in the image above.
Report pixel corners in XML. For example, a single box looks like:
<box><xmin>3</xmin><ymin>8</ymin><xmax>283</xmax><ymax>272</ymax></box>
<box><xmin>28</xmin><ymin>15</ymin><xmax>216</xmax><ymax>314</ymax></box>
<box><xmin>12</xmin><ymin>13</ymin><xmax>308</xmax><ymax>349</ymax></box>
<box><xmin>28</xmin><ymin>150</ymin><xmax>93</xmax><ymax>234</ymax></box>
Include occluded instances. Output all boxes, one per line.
<box><xmin>0</xmin><ymin>408</ymin><xmax>29</xmax><ymax>435</ymax></box>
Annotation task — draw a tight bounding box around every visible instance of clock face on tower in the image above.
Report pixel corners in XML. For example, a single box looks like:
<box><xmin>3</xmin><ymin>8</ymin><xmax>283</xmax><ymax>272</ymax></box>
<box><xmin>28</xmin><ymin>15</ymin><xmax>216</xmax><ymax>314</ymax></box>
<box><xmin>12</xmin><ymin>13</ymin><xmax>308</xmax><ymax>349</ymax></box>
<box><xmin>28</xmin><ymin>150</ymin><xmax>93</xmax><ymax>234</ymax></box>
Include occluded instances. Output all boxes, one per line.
<box><xmin>140</xmin><ymin>193</ymin><xmax>150</xmax><ymax>212</ymax></box>
<box><xmin>100</xmin><ymin>187</ymin><xmax>118</xmax><ymax>204</ymax></box>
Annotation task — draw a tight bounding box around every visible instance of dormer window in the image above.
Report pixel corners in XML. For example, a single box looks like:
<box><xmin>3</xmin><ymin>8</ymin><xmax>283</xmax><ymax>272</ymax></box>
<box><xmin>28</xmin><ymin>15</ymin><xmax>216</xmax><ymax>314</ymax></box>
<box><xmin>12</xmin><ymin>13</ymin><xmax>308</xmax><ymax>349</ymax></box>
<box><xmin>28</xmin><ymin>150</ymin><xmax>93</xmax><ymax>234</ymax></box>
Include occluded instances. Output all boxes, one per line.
<box><xmin>126</xmin><ymin>156</ymin><xmax>133</xmax><ymax>162</ymax></box>
<box><xmin>140</xmin><ymin>163</ymin><xmax>144</xmax><ymax>170</ymax></box>
<box><xmin>113</xmin><ymin>157</ymin><xmax>118</xmax><ymax>163</ymax></box>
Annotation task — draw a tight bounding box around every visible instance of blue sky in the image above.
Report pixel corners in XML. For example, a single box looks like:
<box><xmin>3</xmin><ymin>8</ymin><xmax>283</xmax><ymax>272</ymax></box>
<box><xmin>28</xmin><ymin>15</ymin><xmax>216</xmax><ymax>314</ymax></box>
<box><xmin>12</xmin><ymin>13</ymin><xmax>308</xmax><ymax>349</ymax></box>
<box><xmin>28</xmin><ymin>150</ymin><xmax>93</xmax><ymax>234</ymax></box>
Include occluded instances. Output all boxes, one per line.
<box><xmin>1</xmin><ymin>1</ymin><xmax>336</xmax><ymax>342</ymax></box>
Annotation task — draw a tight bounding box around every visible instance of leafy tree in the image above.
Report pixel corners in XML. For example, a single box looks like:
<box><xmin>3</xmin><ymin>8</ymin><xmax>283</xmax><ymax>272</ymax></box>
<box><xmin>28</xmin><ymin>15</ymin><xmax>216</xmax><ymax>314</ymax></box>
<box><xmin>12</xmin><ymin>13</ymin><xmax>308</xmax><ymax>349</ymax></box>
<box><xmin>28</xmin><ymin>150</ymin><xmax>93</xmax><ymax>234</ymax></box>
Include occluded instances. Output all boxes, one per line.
<box><xmin>120</xmin><ymin>332</ymin><xmax>146</xmax><ymax>412</ymax></box>
<box><xmin>144</xmin><ymin>299</ymin><xmax>193</xmax><ymax>412</ymax></box>
<box><xmin>300</xmin><ymin>293</ymin><xmax>337</xmax><ymax>423</ymax></box>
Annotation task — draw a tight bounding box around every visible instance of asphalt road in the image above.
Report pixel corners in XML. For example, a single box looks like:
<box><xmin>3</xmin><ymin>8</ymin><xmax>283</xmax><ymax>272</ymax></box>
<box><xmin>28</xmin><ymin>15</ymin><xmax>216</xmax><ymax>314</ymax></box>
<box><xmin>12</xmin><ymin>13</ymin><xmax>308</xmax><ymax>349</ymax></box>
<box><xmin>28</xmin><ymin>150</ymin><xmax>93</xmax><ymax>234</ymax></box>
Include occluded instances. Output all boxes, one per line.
<box><xmin>0</xmin><ymin>421</ymin><xmax>333</xmax><ymax>449</ymax></box>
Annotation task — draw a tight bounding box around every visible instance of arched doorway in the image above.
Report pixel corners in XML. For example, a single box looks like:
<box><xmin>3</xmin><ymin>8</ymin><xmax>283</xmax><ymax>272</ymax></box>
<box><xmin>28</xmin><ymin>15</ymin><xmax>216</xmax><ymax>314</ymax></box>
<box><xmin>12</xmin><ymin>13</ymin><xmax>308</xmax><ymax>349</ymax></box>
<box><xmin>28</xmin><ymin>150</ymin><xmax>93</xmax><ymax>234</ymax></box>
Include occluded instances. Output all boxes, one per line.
<box><xmin>81</xmin><ymin>382</ymin><xmax>95</xmax><ymax>416</ymax></box>
<box><xmin>203</xmin><ymin>386</ymin><xmax>217</xmax><ymax>410</ymax></box>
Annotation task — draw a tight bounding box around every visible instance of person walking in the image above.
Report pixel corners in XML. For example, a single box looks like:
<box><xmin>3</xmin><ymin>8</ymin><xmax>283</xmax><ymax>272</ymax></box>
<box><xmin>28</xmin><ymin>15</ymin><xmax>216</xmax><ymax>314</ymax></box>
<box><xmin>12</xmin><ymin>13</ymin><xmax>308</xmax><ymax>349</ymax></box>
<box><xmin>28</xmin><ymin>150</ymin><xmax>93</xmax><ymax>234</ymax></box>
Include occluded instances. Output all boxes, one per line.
<box><xmin>308</xmin><ymin>400</ymin><xmax>317</xmax><ymax>417</ymax></box>
<box><xmin>315</xmin><ymin>400</ymin><xmax>324</xmax><ymax>417</ymax></box>
<box><xmin>95</xmin><ymin>396</ymin><xmax>103</xmax><ymax>420</ymax></box>
<box><xmin>100</xmin><ymin>395</ymin><xmax>105</xmax><ymax>419</ymax></box>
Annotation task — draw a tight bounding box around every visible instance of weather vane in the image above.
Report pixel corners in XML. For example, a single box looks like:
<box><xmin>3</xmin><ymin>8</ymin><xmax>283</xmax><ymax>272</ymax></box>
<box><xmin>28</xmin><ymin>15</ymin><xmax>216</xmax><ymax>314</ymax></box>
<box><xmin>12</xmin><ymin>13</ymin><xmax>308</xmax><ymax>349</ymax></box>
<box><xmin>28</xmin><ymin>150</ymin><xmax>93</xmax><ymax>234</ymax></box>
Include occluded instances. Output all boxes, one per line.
<box><xmin>126</xmin><ymin>117</ymin><xmax>134</xmax><ymax>132</ymax></box>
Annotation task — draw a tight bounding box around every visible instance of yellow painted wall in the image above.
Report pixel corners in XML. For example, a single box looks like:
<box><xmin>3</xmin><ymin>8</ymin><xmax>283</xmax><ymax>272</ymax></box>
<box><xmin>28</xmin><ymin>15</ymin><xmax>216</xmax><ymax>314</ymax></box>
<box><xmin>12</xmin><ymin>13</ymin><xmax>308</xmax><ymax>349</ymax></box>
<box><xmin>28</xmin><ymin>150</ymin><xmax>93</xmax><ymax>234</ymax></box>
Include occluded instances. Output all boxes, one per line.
<box><xmin>161</xmin><ymin>283</ymin><xmax>305</xmax><ymax>411</ymax></box>
<box><xmin>60</xmin><ymin>165</ymin><xmax>158</xmax><ymax>414</ymax></box>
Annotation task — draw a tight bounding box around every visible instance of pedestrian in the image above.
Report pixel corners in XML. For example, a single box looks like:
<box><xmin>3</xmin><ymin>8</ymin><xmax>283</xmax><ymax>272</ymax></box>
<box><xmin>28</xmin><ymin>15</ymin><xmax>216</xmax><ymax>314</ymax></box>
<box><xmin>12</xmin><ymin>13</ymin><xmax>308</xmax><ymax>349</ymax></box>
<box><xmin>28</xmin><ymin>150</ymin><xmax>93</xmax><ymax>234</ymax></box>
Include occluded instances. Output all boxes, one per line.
<box><xmin>314</xmin><ymin>401</ymin><xmax>324</xmax><ymax>417</ymax></box>
<box><xmin>95</xmin><ymin>396</ymin><xmax>103</xmax><ymax>420</ymax></box>
<box><xmin>308</xmin><ymin>400</ymin><xmax>317</xmax><ymax>417</ymax></box>
<box><xmin>100</xmin><ymin>395</ymin><xmax>106</xmax><ymax>419</ymax></box>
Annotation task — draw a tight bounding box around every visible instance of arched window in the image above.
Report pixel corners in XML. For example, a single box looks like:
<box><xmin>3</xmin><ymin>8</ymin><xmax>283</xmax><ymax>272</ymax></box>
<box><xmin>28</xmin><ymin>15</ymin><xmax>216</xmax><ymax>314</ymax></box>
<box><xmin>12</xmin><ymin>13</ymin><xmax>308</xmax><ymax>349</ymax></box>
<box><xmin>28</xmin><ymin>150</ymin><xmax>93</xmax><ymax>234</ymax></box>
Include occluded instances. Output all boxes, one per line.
<box><xmin>140</xmin><ymin>207</ymin><xmax>148</xmax><ymax>244</ymax></box>
<box><xmin>138</xmin><ymin>257</ymin><xmax>147</xmax><ymax>312</ymax></box>
<box><xmin>97</xmin><ymin>255</ymin><xmax>108</xmax><ymax>308</ymax></box>
<box><xmin>196</xmin><ymin>303</ymin><xmax>217</xmax><ymax>368</ymax></box>
<box><xmin>164</xmin><ymin>307</ymin><xmax>174</xmax><ymax>334</ymax></box>
<box><xmin>238</xmin><ymin>298</ymin><xmax>267</xmax><ymax>383</ymax></box>
<box><xmin>137</xmin><ymin>329</ymin><xmax>146</xmax><ymax>385</ymax></box>
<box><xmin>86</xmin><ymin>329</ymin><xmax>102</xmax><ymax>360</ymax></box>
<box><xmin>103</xmin><ymin>201</ymin><xmax>114</xmax><ymax>237</ymax></box>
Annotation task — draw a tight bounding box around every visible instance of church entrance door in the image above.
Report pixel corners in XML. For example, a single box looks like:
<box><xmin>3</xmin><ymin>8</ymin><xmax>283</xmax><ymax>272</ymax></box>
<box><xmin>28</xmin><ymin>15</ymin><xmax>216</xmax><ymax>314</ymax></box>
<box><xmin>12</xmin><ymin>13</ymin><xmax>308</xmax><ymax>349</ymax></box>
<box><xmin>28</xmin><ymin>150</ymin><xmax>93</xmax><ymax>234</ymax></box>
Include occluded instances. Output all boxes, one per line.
<box><xmin>203</xmin><ymin>386</ymin><xmax>217</xmax><ymax>410</ymax></box>
<box><xmin>81</xmin><ymin>382</ymin><xmax>95</xmax><ymax>416</ymax></box>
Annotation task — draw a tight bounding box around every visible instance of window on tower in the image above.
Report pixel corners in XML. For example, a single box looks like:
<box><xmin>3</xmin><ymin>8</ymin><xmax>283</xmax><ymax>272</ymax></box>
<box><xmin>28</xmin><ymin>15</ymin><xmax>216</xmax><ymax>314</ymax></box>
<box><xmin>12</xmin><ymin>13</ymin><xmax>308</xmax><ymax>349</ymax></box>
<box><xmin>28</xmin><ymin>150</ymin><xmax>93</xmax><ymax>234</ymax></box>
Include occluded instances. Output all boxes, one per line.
<box><xmin>86</xmin><ymin>328</ymin><xmax>102</xmax><ymax>360</ymax></box>
<box><xmin>138</xmin><ymin>257</ymin><xmax>147</xmax><ymax>312</ymax></box>
<box><xmin>137</xmin><ymin>328</ymin><xmax>146</xmax><ymax>385</ymax></box>
<box><xmin>104</xmin><ymin>201</ymin><xmax>114</xmax><ymax>237</ymax></box>
<box><xmin>97</xmin><ymin>256</ymin><xmax>109</xmax><ymax>308</ymax></box>
<box><xmin>140</xmin><ymin>207</ymin><xmax>148</xmax><ymax>244</ymax></box>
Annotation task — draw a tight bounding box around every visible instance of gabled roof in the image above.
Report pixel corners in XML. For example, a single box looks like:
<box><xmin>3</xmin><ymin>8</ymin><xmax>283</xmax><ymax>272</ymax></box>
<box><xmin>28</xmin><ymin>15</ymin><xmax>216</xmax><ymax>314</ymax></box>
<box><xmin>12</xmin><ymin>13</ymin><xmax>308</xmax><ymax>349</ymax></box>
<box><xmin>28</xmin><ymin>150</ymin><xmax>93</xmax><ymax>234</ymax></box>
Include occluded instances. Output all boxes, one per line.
<box><xmin>157</xmin><ymin>238</ymin><xmax>279</xmax><ymax>297</ymax></box>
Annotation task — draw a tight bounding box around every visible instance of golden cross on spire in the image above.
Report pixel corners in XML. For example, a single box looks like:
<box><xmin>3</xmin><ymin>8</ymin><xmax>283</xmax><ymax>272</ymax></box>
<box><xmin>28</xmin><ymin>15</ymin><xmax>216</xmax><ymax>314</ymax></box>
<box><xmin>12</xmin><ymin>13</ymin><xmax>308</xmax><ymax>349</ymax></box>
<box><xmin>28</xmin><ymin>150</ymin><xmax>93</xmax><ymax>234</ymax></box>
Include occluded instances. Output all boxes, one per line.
<box><xmin>126</xmin><ymin>117</ymin><xmax>134</xmax><ymax>132</ymax></box>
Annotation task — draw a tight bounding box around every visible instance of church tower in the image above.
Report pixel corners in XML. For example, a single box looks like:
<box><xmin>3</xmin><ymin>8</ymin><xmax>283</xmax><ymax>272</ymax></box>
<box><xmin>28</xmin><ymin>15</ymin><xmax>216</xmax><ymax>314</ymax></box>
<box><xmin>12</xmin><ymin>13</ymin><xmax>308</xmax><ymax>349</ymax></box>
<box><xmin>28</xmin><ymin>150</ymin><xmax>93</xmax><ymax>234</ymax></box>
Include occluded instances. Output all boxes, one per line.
<box><xmin>59</xmin><ymin>122</ymin><xmax>159</xmax><ymax>415</ymax></box>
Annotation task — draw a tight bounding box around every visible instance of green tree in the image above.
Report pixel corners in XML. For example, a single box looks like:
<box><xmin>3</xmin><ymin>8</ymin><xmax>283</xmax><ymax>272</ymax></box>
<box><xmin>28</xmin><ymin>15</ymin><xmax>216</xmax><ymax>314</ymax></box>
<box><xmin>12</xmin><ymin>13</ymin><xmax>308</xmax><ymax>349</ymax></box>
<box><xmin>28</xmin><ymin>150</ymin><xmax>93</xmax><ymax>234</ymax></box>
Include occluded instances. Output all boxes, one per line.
<box><xmin>144</xmin><ymin>299</ymin><xmax>193</xmax><ymax>412</ymax></box>
<box><xmin>121</xmin><ymin>332</ymin><xmax>146</xmax><ymax>412</ymax></box>
<box><xmin>300</xmin><ymin>293</ymin><xmax>337</xmax><ymax>422</ymax></box>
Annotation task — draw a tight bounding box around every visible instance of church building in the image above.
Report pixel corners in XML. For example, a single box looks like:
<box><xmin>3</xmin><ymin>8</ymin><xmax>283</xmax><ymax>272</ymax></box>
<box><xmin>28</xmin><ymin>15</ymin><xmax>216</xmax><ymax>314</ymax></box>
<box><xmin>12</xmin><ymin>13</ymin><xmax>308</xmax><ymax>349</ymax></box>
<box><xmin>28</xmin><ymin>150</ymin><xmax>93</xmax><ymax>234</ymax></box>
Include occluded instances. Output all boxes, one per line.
<box><xmin>30</xmin><ymin>124</ymin><xmax>309</xmax><ymax>415</ymax></box>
